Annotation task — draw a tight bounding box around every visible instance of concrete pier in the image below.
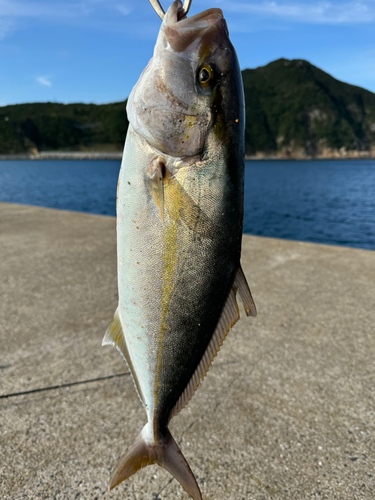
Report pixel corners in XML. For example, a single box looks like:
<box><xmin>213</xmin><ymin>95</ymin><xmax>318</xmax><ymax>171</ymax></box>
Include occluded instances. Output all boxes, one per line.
<box><xmin>1</xmin><ymin>202</ymin><xmax>374</xmax><ymax>499</ymax></box>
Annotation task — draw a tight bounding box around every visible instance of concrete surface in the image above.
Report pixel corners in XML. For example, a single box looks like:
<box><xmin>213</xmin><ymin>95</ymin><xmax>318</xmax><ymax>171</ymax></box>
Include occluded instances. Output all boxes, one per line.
<box><xmin>1</xmin><ymin>202</ymin><xmax>374</xmax><ymax>500</ymax></box>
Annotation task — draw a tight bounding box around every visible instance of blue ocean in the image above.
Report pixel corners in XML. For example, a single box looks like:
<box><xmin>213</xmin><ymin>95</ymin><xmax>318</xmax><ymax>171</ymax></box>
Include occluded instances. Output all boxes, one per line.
<box><xmin>0</xmin><ymin>159</ymin><xmax>374</xmax><ymax>250</ymax></box>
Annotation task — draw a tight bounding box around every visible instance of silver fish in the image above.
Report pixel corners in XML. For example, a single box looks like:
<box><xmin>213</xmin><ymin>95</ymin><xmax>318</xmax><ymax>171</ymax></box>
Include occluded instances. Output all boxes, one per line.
<box><xmin>103</xmin><ymin>1</ymin><xmax>256</xmax><ymax>498</ymax></box>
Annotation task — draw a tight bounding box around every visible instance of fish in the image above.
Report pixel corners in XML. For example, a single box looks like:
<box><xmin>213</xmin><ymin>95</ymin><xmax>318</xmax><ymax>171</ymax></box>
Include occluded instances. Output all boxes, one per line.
<box><xmin>102</xmin><ymin>1</ymin><xmax>256</xmax><ymax>498</ymax></box>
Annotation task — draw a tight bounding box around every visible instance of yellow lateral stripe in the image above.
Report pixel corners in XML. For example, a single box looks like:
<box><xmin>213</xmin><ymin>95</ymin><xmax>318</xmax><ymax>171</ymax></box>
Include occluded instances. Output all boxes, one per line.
<box><xmin>153</xmin><ymin>177</ymin><xmax>182</xmax><ymax>424</ymax></box>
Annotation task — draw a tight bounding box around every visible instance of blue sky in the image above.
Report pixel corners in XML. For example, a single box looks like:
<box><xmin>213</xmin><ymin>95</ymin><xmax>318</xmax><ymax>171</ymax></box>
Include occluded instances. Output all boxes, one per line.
<box><xmin>1</xmin><ymin>0</ymin><xmax>375</xmax><ymax>105</ymax></box>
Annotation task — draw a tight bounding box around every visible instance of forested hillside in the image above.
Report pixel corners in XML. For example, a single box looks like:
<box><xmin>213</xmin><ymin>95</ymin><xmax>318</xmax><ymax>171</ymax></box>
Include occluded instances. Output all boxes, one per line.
<box><xmin>0</xmin><ymin>101</ymin><xmax>128</xmax><ymax>154</ymax></box>
<box><xmin>243</xmin><ymin>59</ymin><xmax>375</xmax><ymax>157</ymax></box>
<box><xmin>1</xmin><ymin>59</ymin><xmax>375</xmax><ymax>158</ymax></box>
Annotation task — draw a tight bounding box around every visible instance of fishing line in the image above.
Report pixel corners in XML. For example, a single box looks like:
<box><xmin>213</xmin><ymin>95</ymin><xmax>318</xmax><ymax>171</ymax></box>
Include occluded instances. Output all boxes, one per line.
<box><xmin>0</xmin><ymin>372</ymin><xmax>129</xmax><ymax>399</ymax></box>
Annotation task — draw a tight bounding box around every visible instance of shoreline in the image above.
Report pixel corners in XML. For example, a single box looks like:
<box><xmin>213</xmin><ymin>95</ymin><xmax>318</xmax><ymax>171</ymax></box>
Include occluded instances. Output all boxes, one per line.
<box><xmin>0</xmin><ymin>152</ymin><xmax>374</xmax><ymax>161</ymax></box>
<box><xmin>0</xmin><ymin>152</ymin><xmax>123</xmax><ymax>161</ymax></box>
<box><xmin>246</xmin><ymin>150</ymin><xmax>375</xmax><ymax>161</ymax></box>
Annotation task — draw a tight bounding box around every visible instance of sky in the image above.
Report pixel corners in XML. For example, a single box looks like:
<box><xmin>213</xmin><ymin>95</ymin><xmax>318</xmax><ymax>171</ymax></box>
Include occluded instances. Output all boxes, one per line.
<box><xmin>1</xmin><ymin>0</ymin><xmax>375</xmax><ymax>105</ymax></box>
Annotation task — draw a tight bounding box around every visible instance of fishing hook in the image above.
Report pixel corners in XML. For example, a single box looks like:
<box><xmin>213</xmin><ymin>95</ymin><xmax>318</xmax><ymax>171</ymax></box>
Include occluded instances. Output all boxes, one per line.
<box><xmin>149</xmin><ymin>0</ymin><xmax>192</xmax><ymax>20</ymax></box>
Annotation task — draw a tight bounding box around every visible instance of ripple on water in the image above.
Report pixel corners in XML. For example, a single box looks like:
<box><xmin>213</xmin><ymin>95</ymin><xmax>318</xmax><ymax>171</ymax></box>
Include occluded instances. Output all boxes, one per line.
<box><xmin>0</xmin><ymin>159</ymin><xmax>374</xmax><ymax>250</ymax></box>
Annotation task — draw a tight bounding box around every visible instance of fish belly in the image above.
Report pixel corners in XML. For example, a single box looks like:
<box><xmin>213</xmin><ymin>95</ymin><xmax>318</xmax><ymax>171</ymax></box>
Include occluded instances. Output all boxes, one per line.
<box><xmin>117</xmin><ymin>126</ymin><xmax>243</xmax><ymax>429</ymax></box>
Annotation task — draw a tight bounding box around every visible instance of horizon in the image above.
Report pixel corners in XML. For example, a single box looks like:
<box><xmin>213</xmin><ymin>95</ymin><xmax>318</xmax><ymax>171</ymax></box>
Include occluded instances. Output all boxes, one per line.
<box><xmin>1</xmin><ymin>0</ymin><xmax>375</xmax><ymax>106</ymax></box>
<box><xmin>2</xmin><ymin>57</ymin><xmax>375</xmax><ymax>108</ymax></box>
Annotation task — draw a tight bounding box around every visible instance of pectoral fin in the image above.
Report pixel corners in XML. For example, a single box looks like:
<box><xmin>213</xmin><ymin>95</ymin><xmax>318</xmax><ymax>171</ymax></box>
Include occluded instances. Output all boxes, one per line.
<box><xmin>233</xmin><ymin>265</ymin><xmax>257</xmax><ymax>317</ymax></box>
<box><xmin>164</xmin><ymin>176</ymin><xmax>213</xmax><ymax>238</ymax></box>
<box><xmin>147</xmin><ymin>157</ymin><xmax>165</xmax><ymax>222</ymax></box>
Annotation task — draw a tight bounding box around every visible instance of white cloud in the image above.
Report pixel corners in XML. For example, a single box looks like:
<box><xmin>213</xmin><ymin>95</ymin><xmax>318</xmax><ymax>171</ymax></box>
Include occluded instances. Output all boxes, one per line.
<box><xmin>0</xmin><ymin>0</ymin><xmax>132</xmax><ymax>18</ymax></box>
<box><xmin>1</xmin><ymin>0</ymin><xmax>372</xmax><ymax>26</ymax></box>
<box><xmin>0</xmin><ymin>0</ymin><xmax>133</xmax><ymax>40</ymax></box>
<box><xmin>0</xmin><ymin>18</ymin><xmax>14</xmax><ymax>39</ymax></box>
<box><xmin>36</xmin><ymin>76</ymin><xmax>52</xmax><ymax>87</ymax></box>
<box><xmin>215</xmin><ymin>0</ymin><xmax>375</xmax><ymax>24</ymax></box>
<box><xmin>0</xmin><ymin>0</ymin><xmax>78</xmax><ymax>17</ymax></box>
<box><xmin>58</xmin><ymin>49</ymin><xmax>70</xmax><ymax>59</ymax></box>
<box><xmin>114</xmin><ymin>4</ymin><xmax>132</xmax><ymax>16</ymax></box>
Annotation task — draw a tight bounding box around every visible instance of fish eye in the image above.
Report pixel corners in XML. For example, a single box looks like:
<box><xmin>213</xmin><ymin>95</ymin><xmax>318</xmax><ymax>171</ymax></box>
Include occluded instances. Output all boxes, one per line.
<box><xmin>198</xmin><ymin>65</ymin><xmax>213</xmax><ymax>86</ymax></box>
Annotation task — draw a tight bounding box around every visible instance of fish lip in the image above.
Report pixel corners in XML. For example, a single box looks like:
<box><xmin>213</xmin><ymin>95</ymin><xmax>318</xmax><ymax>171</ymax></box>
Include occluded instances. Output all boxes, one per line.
<box><xmin>164</xmin><ymin>2</ymin><xmax>223</xmax><ymax>29</ymax></box>
<box><xmin>163</xmin><ymin>1</ymin><xmax>224</xmax><ymax>53</ymax></box>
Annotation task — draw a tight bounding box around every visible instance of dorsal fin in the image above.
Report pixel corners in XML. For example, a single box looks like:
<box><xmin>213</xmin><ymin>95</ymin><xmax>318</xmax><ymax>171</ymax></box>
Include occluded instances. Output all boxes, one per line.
<box><xmin>169</xmin><ymin>266</ymin><xmax>256</xmax><ymax>420</ymax></box>
<box><xmin>233</xmin><ymin>265</ymin><xmax>257</xmax><ymax>317</ymax></box>
<box><xmin>102</xmin><ymin>308</ymin><xmax>145</xmax><ymax>406</ymax></box>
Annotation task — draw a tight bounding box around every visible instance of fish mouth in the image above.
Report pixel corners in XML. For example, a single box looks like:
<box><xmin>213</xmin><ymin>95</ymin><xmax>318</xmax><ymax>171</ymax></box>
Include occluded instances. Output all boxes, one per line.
<box><xmin>164</xmin><ymin>0</ymin><xmax>224</xmax><ymax>52</ymax></box>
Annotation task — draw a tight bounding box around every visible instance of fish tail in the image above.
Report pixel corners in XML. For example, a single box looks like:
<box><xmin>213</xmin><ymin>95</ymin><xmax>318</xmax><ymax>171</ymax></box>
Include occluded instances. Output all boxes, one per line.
<box><xmin>109</xmin><ymin>423</ymin><xmax>202</xmax><ymax>500</ymax></box>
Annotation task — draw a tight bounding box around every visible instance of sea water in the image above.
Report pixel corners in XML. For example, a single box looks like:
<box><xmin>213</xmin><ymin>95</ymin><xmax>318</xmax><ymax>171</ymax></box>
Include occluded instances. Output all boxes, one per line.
<box><xmin>0</xmin><ymin>159</ymin><xmax>374</xmax><ymax>250</ymax></box>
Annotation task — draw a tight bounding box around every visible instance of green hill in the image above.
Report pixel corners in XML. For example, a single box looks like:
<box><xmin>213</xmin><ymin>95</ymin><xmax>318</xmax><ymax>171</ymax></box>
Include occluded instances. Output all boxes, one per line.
<box><xmin>0</xmin><ymin>101</ymin><xmax>128</xmax><ymax>154</ymax></box>
<box><xmin>1</xmin><ymin>59</ymin><xmax>375</xmax><ymax>158</ymax></box>
<box><xmin>243</xmin><ymin>59</ymin><xmax>375</xmax><ymax>157</ymax></box>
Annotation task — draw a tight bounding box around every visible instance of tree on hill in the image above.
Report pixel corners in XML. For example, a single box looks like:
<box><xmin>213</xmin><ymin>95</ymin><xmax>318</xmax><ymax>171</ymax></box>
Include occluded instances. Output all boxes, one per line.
<box><xmin>0</xmin><ymin>101</ymin><xmax>128</xmax><ymax>154</ymax></box>
<box><xmin>1</xmin><ymin>59</ymin><xmax>375</xmax><ymax>157</ymax></box>
<box><xmin>242</xmin><ymin>58</ymin><xmax>375</xmax><ymax>157</ymax></box>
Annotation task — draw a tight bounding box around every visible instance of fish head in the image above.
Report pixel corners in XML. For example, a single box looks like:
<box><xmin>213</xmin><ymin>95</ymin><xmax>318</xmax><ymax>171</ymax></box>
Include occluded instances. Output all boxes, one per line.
<box><xmin>127</xmin><ymin>0</ymin><xmax>244</xmax><ymax>159</ymax></box>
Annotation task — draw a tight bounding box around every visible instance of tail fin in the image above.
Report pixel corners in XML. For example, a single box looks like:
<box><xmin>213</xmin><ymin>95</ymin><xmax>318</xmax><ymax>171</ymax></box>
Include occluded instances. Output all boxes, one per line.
<box><xmin>109</xmin><ymin>424</ymin><xmax>202</xmax><ymax>500</ymax></box>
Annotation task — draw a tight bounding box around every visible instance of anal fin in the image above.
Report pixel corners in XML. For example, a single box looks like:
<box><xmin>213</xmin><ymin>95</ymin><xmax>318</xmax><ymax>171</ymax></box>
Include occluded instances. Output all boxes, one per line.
<box><xmin>102</xmin><ymin>308</ymin><xmax>145</xmax><ymax>406</ymax></box>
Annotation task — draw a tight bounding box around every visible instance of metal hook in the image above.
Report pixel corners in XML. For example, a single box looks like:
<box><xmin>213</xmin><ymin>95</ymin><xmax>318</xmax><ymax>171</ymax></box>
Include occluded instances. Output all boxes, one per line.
<box><xmin>149</xmin><ymin>0</ymin><xmax>192</xmax><ymax>20</ymax></box>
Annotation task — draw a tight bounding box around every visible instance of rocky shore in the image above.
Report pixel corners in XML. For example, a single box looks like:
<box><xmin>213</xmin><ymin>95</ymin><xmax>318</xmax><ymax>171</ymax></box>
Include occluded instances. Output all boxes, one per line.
<box><xmin>0</xmin><ymin>151</ymin><xmax>123</xmax><ymax>161</ymax></box>
<box><xmin>1</xmin><ymin>150</ymin><xmax>375</xmax><ymax>161</ymax></box>
<box><xmin>246</xmin><ymin>147</ymin><xmax>375</xmax><ymax>160</ymax></box>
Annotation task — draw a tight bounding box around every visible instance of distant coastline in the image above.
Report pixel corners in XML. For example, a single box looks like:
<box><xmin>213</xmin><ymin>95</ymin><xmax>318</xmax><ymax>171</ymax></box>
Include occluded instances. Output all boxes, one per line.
<box><xmin>246</xmin><ymin>148</ymin><xmax>375</xmax><ymax>161</ymax></box>
<box><xmin>0</xmin><ymin>152</ymin><xmax>123</xmax><ymax>161</ymax></box>
<box><xmin>1</xmin><ymin>150</ymin><xmax>375</xmax><ymax>161</ymax></box>
<box><xmin>2</xmin><ymin>59</ymin><xmax>375</xmax><ymax>160</ymax></box>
